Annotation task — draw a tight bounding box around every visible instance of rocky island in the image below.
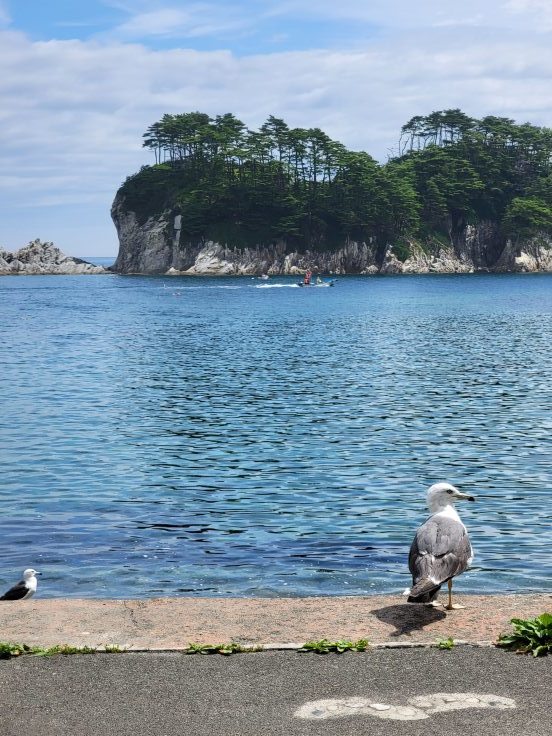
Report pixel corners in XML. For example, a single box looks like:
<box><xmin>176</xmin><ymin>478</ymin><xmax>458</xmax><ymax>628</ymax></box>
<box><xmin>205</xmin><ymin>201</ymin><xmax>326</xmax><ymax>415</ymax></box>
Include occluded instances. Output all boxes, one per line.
<box><xmin>0</xmin><ymin>240</ymin><xmax>106</xmax><ymax>275</ymax></box>
<box><xmin>111</xmin><ymin>110</ymin><xmax>552</xmax><ymax>275</ymax></box>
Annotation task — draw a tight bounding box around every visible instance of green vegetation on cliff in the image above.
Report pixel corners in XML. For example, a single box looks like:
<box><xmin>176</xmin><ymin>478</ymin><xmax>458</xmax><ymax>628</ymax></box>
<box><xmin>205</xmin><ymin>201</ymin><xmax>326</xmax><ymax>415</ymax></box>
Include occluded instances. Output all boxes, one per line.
<box><xmin>118</xmin><ymin>110</ymin><xmax>552</xmax><ymax>254</ymax></box>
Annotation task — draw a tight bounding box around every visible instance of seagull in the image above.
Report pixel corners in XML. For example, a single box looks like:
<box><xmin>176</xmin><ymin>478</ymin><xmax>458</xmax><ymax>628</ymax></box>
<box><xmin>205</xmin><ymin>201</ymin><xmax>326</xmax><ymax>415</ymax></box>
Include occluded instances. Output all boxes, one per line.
<box><xmin>405</xmin><ymin>483</ymin><xmax>475</xmax><ymax>610</ymax></box>
<box><xmin>0</xmin><ymin>569</ymin><xmax>41</xmax><ymax>601</ymax></box>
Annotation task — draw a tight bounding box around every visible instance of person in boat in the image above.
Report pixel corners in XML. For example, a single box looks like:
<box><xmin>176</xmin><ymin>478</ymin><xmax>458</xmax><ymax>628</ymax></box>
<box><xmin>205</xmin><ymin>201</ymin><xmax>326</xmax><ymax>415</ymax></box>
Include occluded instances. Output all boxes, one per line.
<box><xmin>303</xmin><ymin>270</ymin><xmax>312</xmax><ymax>285</ymax></box>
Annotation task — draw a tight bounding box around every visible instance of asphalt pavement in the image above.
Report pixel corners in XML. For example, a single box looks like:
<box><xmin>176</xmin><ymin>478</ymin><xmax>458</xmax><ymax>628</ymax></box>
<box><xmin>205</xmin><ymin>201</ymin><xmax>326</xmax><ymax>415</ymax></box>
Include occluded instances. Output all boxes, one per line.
<box><xmin>0</xmin><ymin>647</ymin><xmax>549</xmax><ymax>736</ymax></box>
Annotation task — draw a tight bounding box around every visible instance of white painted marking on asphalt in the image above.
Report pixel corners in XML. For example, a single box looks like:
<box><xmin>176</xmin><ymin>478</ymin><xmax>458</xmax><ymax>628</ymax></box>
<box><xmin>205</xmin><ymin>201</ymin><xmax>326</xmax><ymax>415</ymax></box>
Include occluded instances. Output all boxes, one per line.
<box><xmin>294</xmin><ymin>692</ymin><xmax>516</xmax><ymax>721</ymax></box>
<box><xmin>410</xmin><ymin>693</ymin><xmax>516</xmax><ymax>714</ymax></box>
<box><xmin>295</xmin><ymin>698</ymin><xmax>428</xmax><ymax>721</ymax></box>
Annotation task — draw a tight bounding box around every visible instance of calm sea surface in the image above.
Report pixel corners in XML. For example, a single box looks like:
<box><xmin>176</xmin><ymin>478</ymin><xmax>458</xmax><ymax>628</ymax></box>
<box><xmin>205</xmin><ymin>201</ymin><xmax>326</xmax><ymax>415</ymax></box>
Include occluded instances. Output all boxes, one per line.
<box><xmin>0</xmin><ymin>271</ymin><xmax>551</xmax><ymax>598</ymax></box>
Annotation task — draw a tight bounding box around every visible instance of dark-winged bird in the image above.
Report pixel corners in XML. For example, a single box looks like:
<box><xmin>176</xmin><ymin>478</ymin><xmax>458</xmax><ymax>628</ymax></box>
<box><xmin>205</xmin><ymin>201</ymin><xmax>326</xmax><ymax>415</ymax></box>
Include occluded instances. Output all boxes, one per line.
<box><xmin>0</xmin><ymin>568</ymin><xmax>41</xmax><ymax>601</ymax></box>
<box><xmin>406</xmin><ymin>483</ymin><xmax>474</xmax><ymax>610</ymax></box>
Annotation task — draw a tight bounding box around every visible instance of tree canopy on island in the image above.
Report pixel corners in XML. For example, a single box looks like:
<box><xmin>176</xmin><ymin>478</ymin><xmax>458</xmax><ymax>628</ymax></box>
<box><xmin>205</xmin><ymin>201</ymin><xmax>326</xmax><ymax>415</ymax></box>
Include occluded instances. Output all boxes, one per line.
<box><xmin>118</xmin><ymin>109</ymin><xmax>552</xmax><ymax>255</ymax></box>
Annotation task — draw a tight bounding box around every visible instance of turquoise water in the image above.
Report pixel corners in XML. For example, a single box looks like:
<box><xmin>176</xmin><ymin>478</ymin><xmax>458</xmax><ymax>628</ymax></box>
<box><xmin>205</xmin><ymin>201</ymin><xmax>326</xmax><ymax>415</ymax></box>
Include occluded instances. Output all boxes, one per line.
<box><xmin>83</xmin><ymin>256</ymin><xmax>116</xmax><ymax>268</ymax></box>
<box><xmin>0</xmin><ymin>273</ymin><xmax>551</xmax><ymax>598</ymax></box>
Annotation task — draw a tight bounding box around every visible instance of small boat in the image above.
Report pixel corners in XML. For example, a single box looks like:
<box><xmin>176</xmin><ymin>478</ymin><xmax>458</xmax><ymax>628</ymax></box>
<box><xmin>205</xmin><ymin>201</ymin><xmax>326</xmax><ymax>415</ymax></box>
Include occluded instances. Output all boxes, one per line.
<box><xmin>298</xmin><ymin>279</ymin><xmax>336</xmax><ymax>288</ymax></box>
<box><xmin>260</xmin><ymin>274</ymin><xmax>269</xmax><ymax>280</ymax></box>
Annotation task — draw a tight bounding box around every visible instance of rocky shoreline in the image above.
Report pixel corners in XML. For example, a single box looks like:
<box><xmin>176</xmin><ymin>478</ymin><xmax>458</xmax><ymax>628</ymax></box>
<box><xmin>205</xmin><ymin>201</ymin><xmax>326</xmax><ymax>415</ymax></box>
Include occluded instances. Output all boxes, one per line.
<box><xmin>4</xmin><ymin>228</ymin><xmax>552</xmax><ymax>278</ymax></box>
<box><xmin>111</xmin><ymin>202</ymin><xmax>552</xmax><ymax>276</ymax></box>
<box><xmin>0</xmin><ymin>240</ymin><xmax>107</xmax><ymax>275</ymax></box>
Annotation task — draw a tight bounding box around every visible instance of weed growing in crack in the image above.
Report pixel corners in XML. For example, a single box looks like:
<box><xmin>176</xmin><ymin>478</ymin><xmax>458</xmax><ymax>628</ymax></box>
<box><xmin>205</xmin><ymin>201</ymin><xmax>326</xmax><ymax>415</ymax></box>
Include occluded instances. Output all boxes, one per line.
<box><xmin>185</xmin><ymin>642</ymin><xmax>262</xmax><ymax>655</ymax></box>
<box><xmin>298</xmin><ymin>639</ymin><xmax>369</xmax><ymax>654</ymax></box>
<box><xmin>0</xmin><ymin>642</ymin><xmax>126</xmax><ymax>659</ymax></box>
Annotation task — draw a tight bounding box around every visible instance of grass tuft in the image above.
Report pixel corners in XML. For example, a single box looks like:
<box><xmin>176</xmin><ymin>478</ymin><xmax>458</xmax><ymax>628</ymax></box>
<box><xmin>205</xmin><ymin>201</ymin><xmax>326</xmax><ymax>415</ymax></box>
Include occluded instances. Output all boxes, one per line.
<box><xmin>103</xmin><ymin>645</ymin><xmax>126</xmax><ymax>653</ymax></box>
<box><xmin>436</xmin><ymin>637</ymin><xmax>455</xmax><ymax>650</ymax></box>
<box><xmin>0</xmin><ymin>642</ymin><xmax>126</xmax><ymax>659</ymax></box>
<box><xmin>185</xmin><ymin>642</ymin><xmax>262</xmax><ymax>656</ymax></box>
<box><xmin>0</xmin><ymin>642</ymin><xmax>35</xmax><ymax>659</ymax></box>
<box><xmin>31</xmin><ymin>645</ymin><xmax>97</xmax><ymax>657</ymax></box>
<box><xmin>298</xmin><ymin>638</ymin><xmax>369</xmax><ymax>654</ymax></box>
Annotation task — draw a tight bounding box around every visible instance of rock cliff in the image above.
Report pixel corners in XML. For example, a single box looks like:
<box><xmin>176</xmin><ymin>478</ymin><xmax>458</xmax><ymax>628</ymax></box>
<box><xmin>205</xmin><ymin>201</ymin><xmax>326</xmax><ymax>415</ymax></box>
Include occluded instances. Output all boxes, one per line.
<box><xmin>111</xmin><ymin>197</ymin><xmax>552</xmax><ymax>276</ymax></box>
<box><xmin>0</xmin><ymin>240</ymin><xmax>106</xmax><ymax>275</ymax></box>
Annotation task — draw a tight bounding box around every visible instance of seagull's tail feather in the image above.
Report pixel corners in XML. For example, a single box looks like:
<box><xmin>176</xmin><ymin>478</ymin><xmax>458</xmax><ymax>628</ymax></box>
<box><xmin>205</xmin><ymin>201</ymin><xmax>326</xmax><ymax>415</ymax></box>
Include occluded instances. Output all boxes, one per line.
<box><xmin>407</xmin><ymin>578</ymin><xmax>441</xmax><ymax>603</ymax></box>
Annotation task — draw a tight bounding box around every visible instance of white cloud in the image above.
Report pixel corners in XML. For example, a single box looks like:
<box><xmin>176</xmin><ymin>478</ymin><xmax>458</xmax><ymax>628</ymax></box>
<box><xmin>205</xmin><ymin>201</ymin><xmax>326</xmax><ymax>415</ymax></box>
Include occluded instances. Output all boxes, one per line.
<box><xmin>506</xmin><ymin>0</ymin><xmax>552</xmax><ymax>29</ymax></box>
<box><xmin>99</xmin><ymin>0</ymin><xmax>552</xmax><ymax>38</ymax></box>
<box><xmin>268</xmin><ymin>0</ymin><xmax>552</xmax><ymax>32</ymax></box>
<box><xmin>112</xmin><ymin>4</ymin><xmax>249</xmax><ymax>40</ymax></box>
<box><xmin>1</xmin><ymin>5</ymin><xmax>552</xmax><ymax>255</ymax></box>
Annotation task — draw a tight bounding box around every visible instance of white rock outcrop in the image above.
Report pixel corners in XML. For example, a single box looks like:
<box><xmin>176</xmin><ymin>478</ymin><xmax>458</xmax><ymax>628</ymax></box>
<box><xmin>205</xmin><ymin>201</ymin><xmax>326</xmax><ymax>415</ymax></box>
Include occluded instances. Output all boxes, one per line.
<box><xmin>382</xmin><ymin>241</ymin><xmax>473</xmax><ymax>274</ymax></box>
<box><xmin>0</xmin><ymin>240</ymin><xmax>106</xmax><ymax>275</ymax></box>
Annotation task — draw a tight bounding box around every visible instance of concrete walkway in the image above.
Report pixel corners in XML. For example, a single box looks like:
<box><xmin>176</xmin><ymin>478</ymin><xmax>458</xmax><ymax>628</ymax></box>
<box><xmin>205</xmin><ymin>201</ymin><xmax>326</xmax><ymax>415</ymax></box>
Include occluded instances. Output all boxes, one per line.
<box><xmin>0</xmin><ymin>594</ymin><xmax>548</xmax><ymax>649</ymax></box>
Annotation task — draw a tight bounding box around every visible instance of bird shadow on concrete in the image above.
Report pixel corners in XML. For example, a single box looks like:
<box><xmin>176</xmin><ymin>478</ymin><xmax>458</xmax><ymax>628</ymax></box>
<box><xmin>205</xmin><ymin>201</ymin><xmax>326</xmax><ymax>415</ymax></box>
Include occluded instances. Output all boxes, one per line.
<box><xmin>372</xmin><ymin>604</ymin><xmax>447</xmax><ymax>638</ymax></box>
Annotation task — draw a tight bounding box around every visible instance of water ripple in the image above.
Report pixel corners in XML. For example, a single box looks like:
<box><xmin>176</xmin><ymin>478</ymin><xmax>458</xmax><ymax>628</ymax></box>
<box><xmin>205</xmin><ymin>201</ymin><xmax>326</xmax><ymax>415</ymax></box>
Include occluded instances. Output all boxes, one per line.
<box><xmin>0</xmin><ymin>273</ymin><xmax>551</xmax><ymax>597</ymax></box>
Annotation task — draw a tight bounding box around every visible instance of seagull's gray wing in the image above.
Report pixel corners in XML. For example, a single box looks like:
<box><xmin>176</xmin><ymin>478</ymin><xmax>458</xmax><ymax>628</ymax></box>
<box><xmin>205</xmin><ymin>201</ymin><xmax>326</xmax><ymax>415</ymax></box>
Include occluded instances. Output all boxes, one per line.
<box><xmin>409</xmin><ymin>515</ymin><xmax>471</xmax><ymax>588</ymax></box>
<box><xmin>0</xmin><ymin>580</ymin><xmax>28</xmax><ymax>601</ymax></box>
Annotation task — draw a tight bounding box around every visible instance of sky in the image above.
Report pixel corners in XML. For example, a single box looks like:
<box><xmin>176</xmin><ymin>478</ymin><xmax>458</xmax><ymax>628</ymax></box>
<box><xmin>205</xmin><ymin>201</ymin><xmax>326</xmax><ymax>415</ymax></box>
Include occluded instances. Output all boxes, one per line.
<box><xmin>1</xmin><ymin>1</ymin><xmax>552</xmax><ymax>257</ymax></box>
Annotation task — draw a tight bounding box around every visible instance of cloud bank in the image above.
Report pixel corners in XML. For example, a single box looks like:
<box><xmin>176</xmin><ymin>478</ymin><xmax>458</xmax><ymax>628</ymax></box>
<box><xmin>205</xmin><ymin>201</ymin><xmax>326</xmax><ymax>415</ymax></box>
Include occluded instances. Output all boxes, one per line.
<box><xmin>1</xmin><ymin>0</ymin><xmax>551</xmax><ymax>255</ymax></box>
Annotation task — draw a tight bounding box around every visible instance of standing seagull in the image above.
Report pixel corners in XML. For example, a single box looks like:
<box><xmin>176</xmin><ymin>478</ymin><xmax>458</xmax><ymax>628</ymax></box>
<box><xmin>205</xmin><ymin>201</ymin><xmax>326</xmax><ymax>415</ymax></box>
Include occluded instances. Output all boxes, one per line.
<box><xmin>406</xmin><ymin>483</ymin><xmax>475</xmax><ymax>610</ymax></box>
<box><xmin>0</xmin><ymin>569</ymin><xmax>41</xmax><ymax>601</ymax></box>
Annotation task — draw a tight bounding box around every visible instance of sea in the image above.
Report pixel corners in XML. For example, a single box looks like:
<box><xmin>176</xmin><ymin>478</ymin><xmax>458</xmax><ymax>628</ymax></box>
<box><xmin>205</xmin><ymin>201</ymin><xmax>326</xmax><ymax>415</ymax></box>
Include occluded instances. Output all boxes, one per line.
<box><xmin>0</xmin><ymin>268</ymin><xmax>551</xmax><ymax>598</ymax></box>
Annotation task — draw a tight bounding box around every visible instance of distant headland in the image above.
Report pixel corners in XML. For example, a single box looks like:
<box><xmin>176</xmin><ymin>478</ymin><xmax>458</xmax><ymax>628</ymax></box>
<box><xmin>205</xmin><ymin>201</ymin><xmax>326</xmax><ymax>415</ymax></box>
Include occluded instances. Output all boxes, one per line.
<box><xmin>111</xmin><ymin>109</ymin><xmax>552</xmax><ymax>275</ymax></box>
<box><xmin>0</xmin><ymin>240</ymin><xmax>106</xmax><ymax>275</ymax></box>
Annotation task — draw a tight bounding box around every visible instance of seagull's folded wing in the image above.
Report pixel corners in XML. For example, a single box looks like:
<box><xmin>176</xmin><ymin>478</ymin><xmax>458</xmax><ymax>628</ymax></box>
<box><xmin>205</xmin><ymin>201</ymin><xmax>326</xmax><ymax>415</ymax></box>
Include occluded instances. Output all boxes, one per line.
<box><xmin>0</xmin><ymin>580</ymin><xmax>28</xmax><ymax>600</ymax></box>
<box><xmin>409</xmin><ymin>516</ymin><xmax>471</xmax><ymax>585</ymax></box>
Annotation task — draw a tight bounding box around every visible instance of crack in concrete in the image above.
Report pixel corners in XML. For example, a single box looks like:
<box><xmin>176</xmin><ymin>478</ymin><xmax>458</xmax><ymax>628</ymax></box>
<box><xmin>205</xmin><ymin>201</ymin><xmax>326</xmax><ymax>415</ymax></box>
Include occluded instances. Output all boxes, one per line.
<box><xmin>122</xmin><ymin>601</ymin><xmax>142</xmax><ymax>630</ymax></box>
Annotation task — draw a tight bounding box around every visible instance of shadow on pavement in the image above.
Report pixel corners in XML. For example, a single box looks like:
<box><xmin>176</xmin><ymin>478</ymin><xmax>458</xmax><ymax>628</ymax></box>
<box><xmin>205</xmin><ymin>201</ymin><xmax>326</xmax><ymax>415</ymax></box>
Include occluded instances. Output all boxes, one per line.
<box><xmin>372</xmin><ymin>604</ymin><xmax>446</xmax><ymax>637</ymax></box>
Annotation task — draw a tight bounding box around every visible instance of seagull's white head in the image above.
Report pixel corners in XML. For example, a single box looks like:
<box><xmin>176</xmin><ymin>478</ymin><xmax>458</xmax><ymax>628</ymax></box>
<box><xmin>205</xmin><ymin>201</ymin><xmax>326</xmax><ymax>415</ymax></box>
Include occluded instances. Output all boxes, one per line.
<box><xmin>23</xmin><ymin>569</ymin><xmax>40</xmax><ymax>580</ymax></box>
<box><xmin>427</xmin><ymin>483</ymin><xmax>475</xmax><ymax>512</ymax></box>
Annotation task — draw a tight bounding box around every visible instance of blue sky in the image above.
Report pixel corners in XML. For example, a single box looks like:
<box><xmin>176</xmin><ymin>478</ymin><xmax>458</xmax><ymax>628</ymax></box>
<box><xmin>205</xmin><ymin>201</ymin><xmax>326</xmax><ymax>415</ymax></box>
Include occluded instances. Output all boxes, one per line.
<box><xmin>1</xmin><ymin>0</ymin><xmax>552</xmax><ymax>256</ymax></box>
<box><xmin>8</xmin><ymin>0</ymin><xmax>382</xmax><ymax>54</ymax></box>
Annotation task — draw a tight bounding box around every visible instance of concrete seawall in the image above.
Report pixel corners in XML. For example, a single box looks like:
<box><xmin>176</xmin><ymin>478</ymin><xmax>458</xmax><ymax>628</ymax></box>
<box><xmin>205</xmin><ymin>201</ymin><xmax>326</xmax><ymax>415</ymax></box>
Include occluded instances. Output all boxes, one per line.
<box><xmin>0</xmin><ymin>595</ymin><xmax>549</xmax><ymax>650</ymax></box>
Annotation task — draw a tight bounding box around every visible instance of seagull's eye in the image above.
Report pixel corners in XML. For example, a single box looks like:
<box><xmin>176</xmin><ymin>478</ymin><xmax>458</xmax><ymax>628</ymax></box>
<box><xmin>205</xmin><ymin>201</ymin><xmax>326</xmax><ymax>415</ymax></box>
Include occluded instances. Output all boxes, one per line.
<box><xmin>446</xmin><ymin>489</ymin><xmax>454</xmax><ymax>494</ymax></box>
